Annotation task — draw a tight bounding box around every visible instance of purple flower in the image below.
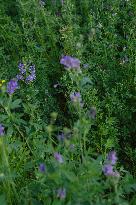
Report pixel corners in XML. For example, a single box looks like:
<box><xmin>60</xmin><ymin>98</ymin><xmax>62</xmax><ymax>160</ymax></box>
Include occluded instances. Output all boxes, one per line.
<box><xmin>18</xmin><ymin>63</ymin><xmax>26</xmax><ymax>75</ymax></box>
<box><xmin>39</xmin><ymin>163</ymin><xmax>46</xmax><ymax>172</ymax></box>
<box><xmin>70</xmin><ymin>92</ymin><xmax>82</xmax><ymax>103</ymax></box>
<box><xmin>103</xmin><ymin>151</ymin><xmax>119</xmax><ymax>178</ymax></box>
<box><xmin>29</xmin><ymin>65</ymin><xmax>35</xmax><ymax>73</ymax></box>
<box><xmin>17</xmin><ymin>62</ymin><xmax>36</xmax><ymax>84</ymax></box>
<box><xmin>25</xmin><ymin>75</ymin><xmax>33</xmax><ymax>83</ymax></box>
<box><xmin>107</xmin><ymin>151</ymin><xmax>117</xmax><ymax>165</ymax></box>
<box><xmin>16</xmin><ymin>74</ymin><xmax>24</xmax><ymax>81</ymax></box>
<box><xmin>103</xmin><ymin>164</ymin><xmax>114</xmax><ymax>176</ymax></box>
<box><xmin>0</xmin><ymin>124</ymin><xmax>4</xmax><ymax>136</ymax></box>
<box><xmin>31</xmin><ymin>72</ymin><xmax>36</xmax><ymax>80</ymax></box>
<box><xmin>18</xmin><ymin>62</ymin><xmax>24</xmax><ymax>69</ymax></box>
<box><xmin>54</xmin><ymin>152</ymin><xmax>64</xmax><ymax>163</ymax></box>
<box><xmin>25</xmin><ymin>72</ymin><xmax>36</xmax><ymax>84</ymax></box>
<box><xmin>57</xmin><ymin>188</ymin><xmax>66</xmax><ymax>199</ymax></box>
<box><xmin>60</xmin><ymin>56</ymin><xmax>80</xmax><ymax>69</ymax></box>
<box><xmin>103</xmin><ymin>164</ymin><xmax>120</xmax><ymax>177</ymax></box>
<box><xmin>88</xmin><ymin>107</ymin><xmax>96</xmax><ymax>119</ymax></box>
<box><xmin>7</xmin><ymin>79</ymin><xmax>18</xmax><ymax>94</ymax></box>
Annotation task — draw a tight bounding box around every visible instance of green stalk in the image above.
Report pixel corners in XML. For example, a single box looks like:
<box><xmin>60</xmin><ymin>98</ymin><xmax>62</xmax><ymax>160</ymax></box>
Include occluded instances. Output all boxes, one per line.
<box><xmin>0</xmin><ymin>138</ymin><xmax>19</xmax><ymax>204</ymax></box>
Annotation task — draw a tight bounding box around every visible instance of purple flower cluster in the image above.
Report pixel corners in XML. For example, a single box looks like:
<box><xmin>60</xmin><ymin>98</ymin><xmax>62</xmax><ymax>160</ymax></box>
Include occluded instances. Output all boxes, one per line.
<box><xmin>0</xmin><ymin>124</ymin><xmax>4</xmax><ymax>136</ymax></box>
<box><xmin>26</xmin><ymin>65</ymin><xmax>36</xmax><ymax>84</ymax></box>
<box><xmin>16</xmin><ymin>62</ymin><xmax>36</xmax><ymax>84</ymax></box>
<box><xmin>7</xmin><ymin>79</ymin><xmax>18</xmax><ymax>95</ymax></box>
<box><xmin>103</xmin><ymin>151</ymin><xmax>119</xmax><ymax>177</ymax></box>
<box><xmin>7</xmin><ymin>62</ymin><xmax>36</xmax><ymax>95</ymax></box>
<box><xmin>18</xmin><ymin>63</ymin><xmax>26</xmax><ymax>75</ymax></box>
<box><xmin>60</xmin><ymin>56</ymin><xmax>80</xmax><ymax>70</ymax></box>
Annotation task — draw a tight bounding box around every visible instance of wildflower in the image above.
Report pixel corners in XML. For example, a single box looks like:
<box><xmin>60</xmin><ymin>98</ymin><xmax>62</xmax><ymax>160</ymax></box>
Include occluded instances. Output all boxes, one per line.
<box><xmin>107</xmin><ymin>151</ymin><xmax>117</xmax><ymax>165</ymax></box>
<box><xmin>17</xmin><ymin>62</ymin><xmax>36</xmax><ymax>84</ymax></box>
<box><xmin>29</xmin><ymin>65</ymin><xmax>35</xmax><ymax>73</ymax></box>
<box><xmin>0</xmin><ymin>124</ymin><xmax>4</xmax><ymax>136</ymax></box>
<box><xmin>57</xmin><ymin>188</ymin><xmax>66</xmax><ymax>199</ymax></box>
<box><xmin>103</xmin><ymin>151</ymin><xmax>120</xmax><ymax>177</ymax></box>
<box><xmin>70</xmin><ymin>92</ymin><xmax>84</xmax><ymax>107</ymax></box>
<box><xmin>54</xmin><ymin>152</ymin><xmax>64</xmax><ymax>163</ymax></box>
<box><xmin>25</xmin><ymin>65</ymin><xmax>36</xmax><ymax>83</ymax></box>
<box><xmin>88</xmin><ymin>107</ymin><xmax>96</xmax><ymax>119</ymax></box>
<box><xmin>7</xmin><ymin>79</ymin><xmax>18</xmax><ymax>94</ymax></box>
<box><xmin>70</xmin><ymin>92</ymin><xmax>83</xmax><ymax>107</ymax></box>
<box><xmin>103</xmin><ymin>164</ymin><xmax>114</xmax><ymax>176</ymax></box>
<box><xmin>25</xmin><ymin>73</ymin><xmax>36</xmax><ymax>84</ymax></box>
<box><xmin>31</xmin><ymin>71</ymin><xmax>36</xmax><ymax>80</ymax></box>
<box><xmin>70</xmin><ymin>92</ymin><xmax>81</xmax><ymax>103</ymax></box>
<box><xmin>18</xmin><ymin>63</ymin><xmax>26</xmax><ymax>75</ymax></box>
<box><xmin>16</xmin><ymin>74</ymin><xmax>24</xmax><ymax>81</ymax></box>
<box><xmin>18</xmin><ymin>62</ymin><xmax>24</xmax><ymax>69</ymax></box>
<box><xmin>39</xmin><ymin>163</ymin><xmax>46</xmax><ymax>172</ymax></box>
<box><xmin>60</xmin><ymin>56</ymin><xmax>80</xmax><ymax>69</ymax></box>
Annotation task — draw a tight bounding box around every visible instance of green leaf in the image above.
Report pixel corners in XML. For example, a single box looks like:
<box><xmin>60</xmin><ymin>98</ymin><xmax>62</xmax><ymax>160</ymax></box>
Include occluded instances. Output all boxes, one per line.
<box><xmin>0</xmin><ymin>195</ymin><xmax>7</xmax><ymax>205</ymax></box>
<box><xmin>0</xmin><ymin>115</ymin><xmax>8</xmax><ymax>121</ymax></box>
<box><xmin>80</xmin><ymin>77</ymin><xmax>93</xmax><ymax>87</ymax></box>
<box><xmin>6</xmin><ymin>126</ymin><xmax>14</xmax><ymax>136</ymax></box>
<box><xmin>10</xmin><ymin>99</ymin><xmax>22</xmax><ymax>109</ymax></box>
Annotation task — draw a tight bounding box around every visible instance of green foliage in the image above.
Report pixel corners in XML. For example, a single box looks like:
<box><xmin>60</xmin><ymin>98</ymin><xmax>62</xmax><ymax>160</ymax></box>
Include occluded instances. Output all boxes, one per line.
<box><xmin>0</xmin><ymin>0</ymin><xmax>136</xmax><ymax>204</ymax></box>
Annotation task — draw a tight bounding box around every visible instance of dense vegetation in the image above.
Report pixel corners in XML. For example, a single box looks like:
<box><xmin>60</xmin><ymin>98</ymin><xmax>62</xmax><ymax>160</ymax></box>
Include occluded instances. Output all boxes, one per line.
<box><xmin>0</xmin><ymin>0</ymin><xmax>136</xmax><ymax>204</ymax></box>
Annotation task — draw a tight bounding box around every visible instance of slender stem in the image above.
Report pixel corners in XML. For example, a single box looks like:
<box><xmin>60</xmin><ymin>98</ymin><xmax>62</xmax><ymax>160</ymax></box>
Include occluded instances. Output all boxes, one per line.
<box><xmin>0</xmin><ymin>138</ymin><xmax>19</xmax><ymax>204</ymax></box>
